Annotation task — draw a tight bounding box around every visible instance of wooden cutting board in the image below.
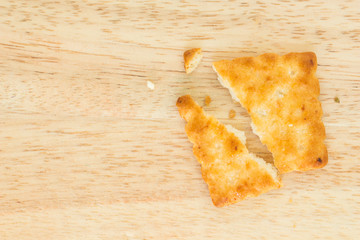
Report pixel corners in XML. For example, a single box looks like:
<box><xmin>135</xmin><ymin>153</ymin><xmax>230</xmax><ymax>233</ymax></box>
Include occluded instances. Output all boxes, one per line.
<box><xmin>1</xmin><ymin>0</ymin><xmax>359</xmax><ymax>239</ymax></box>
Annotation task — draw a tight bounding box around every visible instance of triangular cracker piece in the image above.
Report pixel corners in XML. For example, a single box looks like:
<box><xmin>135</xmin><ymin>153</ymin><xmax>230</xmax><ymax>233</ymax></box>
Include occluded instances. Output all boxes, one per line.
<box><xmin>177</xmin><ymin>95</ymin><xmax>282</xmax><ymax>207</ymax></box>
<box><xmin>213</xmin><ymin>52</ymin><xmax>328</xmax><ymax>173</ymax></box>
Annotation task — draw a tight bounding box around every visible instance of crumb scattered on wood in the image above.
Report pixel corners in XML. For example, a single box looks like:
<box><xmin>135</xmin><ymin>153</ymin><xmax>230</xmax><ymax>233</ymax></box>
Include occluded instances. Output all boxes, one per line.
<box><xmin>334</xmin><ymin>97</ymin><xmax>340</xmax><ymax>103</ymax></box>
<box><xmin>288</xmin><ymin>198</ymin><xmax>293</xmax><ymax>203</ymax></box>
<box><xmin>147</xmin><ymin>81</ymin><xmax>154</xmax><ymax>90</ymax></box>
<box><xmin>205</xmin><ymin>95</ymin><xmax>211</xmax><ymax>106</ymax></box>
<box><xmin>229</xmin><ymin>109</ymin><xmax>236</xmax><ymax>119</ymax></box>
<box><xmin>184</xmin><ymin>48</ymin><xmax>203</xmax><ymax>74</ymax></box>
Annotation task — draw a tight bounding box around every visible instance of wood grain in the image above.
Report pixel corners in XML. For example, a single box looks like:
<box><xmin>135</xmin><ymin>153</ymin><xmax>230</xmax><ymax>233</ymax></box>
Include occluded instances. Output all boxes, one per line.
<box><xmin>0</xmin><ymin>0</ymin><xmax>359</xmax><ymax>239</ymax></box>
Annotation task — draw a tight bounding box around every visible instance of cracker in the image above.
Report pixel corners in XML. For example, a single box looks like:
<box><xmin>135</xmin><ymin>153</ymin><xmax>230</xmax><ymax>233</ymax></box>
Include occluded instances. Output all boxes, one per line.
<box><xmin>213</xmin><ymin>52</ymin><xmax>328</xmax><ymax>173</ymax></box>
<box><xmin>177</xmin><ymin>95</ymin><xmax>282</xmax><ymax>207</ymax></box>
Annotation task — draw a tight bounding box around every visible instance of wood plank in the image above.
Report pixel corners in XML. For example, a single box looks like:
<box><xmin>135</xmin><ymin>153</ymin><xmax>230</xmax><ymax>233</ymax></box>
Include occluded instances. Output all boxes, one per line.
<box><xmin>0</xmin><ymin>0</ymin><xmax>359</xmax><ymax>239</ymax></box>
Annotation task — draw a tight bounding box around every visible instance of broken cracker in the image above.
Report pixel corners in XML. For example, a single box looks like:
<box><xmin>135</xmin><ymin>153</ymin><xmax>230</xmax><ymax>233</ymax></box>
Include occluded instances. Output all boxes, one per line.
<box><xmin>213</xmin><ymin>52</ymin><xmax>328</xmax><ymax>173</ymax></box>
<box><xmin>177</xmin><ymin>95</ymin><xmax>282</xmax><ymax>207</ymax></box>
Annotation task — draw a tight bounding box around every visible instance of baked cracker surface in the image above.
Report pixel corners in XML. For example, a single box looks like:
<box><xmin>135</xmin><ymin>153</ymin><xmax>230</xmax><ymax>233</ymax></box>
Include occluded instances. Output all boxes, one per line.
<box><xmin>213</xmin><ymin>52</ymin><xmax>328</xmax><ymax>173</ymax></box>
<box><xmin>177</xmin><ymin>95</ymin><xmax>282</xmax><ymax>207</ymax></box>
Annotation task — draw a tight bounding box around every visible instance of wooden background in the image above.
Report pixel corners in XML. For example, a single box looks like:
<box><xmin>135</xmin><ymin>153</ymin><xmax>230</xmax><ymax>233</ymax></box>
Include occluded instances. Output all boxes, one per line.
<box><xmin>1</xmin><ymin>0</ymin><xmax>359</xmax><ymax>239</ymax></box>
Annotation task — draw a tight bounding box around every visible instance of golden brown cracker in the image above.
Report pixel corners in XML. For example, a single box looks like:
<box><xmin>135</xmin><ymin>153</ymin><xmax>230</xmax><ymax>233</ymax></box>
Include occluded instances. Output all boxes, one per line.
<box><xmin>213</xmin><ymin>52</ymin><xmax>328</xmax><ymax>173</ymax></box>
<box><xmin>177</xmin><ymin>95</ymin><xmax>282</xmax><ymax>207</ymax></box>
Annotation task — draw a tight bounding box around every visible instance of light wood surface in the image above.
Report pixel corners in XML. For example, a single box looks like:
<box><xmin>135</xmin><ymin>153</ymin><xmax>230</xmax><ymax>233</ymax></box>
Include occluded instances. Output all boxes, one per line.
<box><xmin>1</xmin><ymin>0</ymin><xmax>359</xmax><ymax>239</ymax></box>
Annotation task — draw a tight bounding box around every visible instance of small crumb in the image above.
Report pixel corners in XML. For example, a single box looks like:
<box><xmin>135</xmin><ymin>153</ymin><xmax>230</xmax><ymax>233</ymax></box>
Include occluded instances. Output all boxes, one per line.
<box><xmin>147</xmin><ymin>81</ymin><xmax>154</xmax><ymax>90</ymax></box>
<box><xmin>184</xmin><ymin>48</ymin><xmax>203</xmax><ymax>74</ymax></box>
<box><xmin>288</xmin><ymin>198</ymin><xmax>293</xmax><ymax>203</ymax></box>
<box><xmin>204</xmin><ymin>95</ymin><xmax>211</xmax><ymax>106</ymax></box>
<box><xmin>334</xmin><ymin>97</ymin><xmax>340</xmax><ymax>103</ymax></box>
<box><xmin>229</xmin><ymin>109</ymin><xmax>236</xmax><ymax>119</ymax></box>
<box><xmin>293</xmin><ymin>223</ymin><xmax>296</xmax><ymax>228</ymax></box>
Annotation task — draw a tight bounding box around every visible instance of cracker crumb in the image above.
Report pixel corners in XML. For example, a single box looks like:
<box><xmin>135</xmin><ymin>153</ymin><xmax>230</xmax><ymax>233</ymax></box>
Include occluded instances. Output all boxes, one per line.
<box><xmin>147</xmin><ymin>81</ymin><xmax>154</xmax><ymax>90</ymax></box>
<box><xmin>289</xmin><ymin>197</ymin><xmax>293</xmax><ymax>203</ymax></box>
<box><xmin>334</xmin><ymin>97</ymin><xmax>340</xmax><ymax>103</ymax></box>
<box><xmin>204</xmin><ymin>95</ymin><xmax>211</xmax><ymax>106</ymax></box>
<box><xmin>229</xmin><ymin>109</ymin><xmax>236</xmax><ymax>119</ymax></box>
<box><xmin>293</xmin><ymin>223</ymin><xmax>296</xmax><ymax>228</ymax></box>
<box><xmin>184</xmin><ymin>48</ymin><xmax>203</xmax><ymax>74</ymax></box>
